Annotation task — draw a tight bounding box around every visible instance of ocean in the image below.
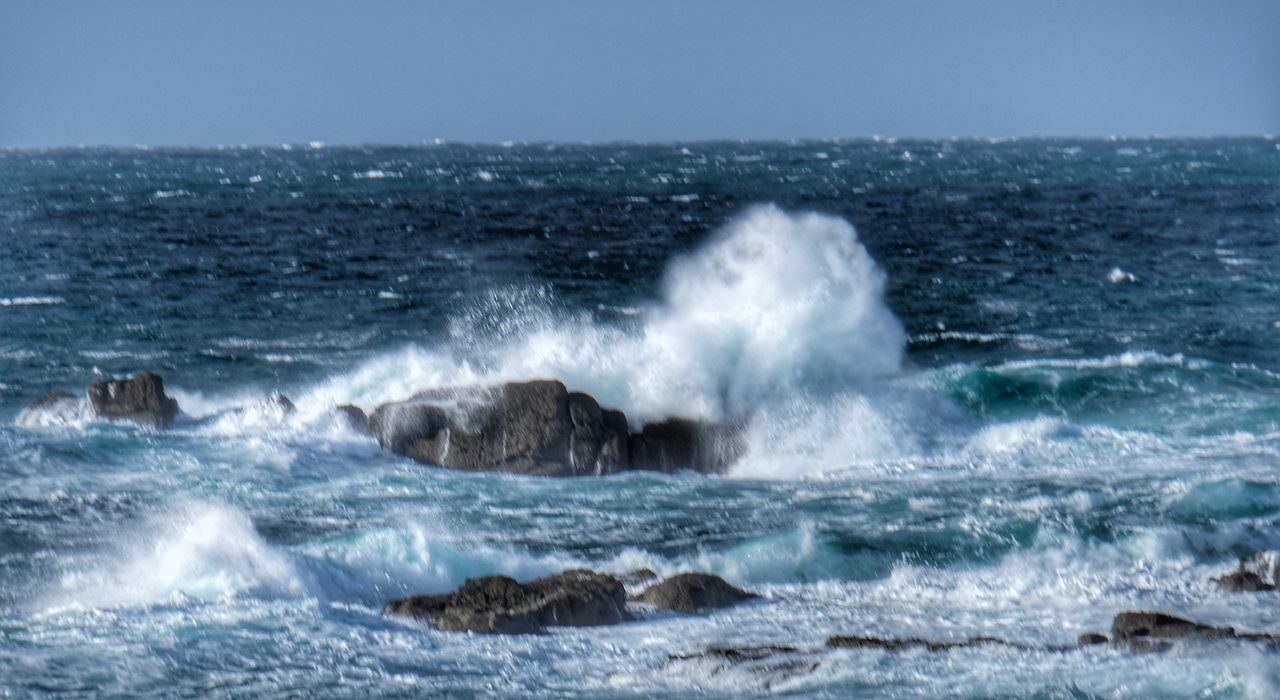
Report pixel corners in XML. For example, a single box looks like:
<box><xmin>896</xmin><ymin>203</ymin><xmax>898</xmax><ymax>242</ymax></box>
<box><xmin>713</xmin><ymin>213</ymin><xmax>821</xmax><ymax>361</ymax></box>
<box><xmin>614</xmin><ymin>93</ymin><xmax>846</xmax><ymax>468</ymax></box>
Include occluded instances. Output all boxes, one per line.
<box><xmin>2</xmin><ymin>138</ymin><xmax>1279</xmax><ymax>697</ymax></box>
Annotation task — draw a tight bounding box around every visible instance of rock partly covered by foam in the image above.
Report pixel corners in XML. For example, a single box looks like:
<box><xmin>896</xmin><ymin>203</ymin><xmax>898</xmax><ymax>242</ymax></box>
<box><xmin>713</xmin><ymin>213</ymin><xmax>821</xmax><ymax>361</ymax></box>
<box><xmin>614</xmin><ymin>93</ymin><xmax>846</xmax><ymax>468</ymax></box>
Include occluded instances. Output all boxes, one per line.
<box><xmin>86</xmin><ymin>372</ymin><xmax>180</xmax><ymax>428</ymax></box>
<box><xmin>1076</xmin><ymin>611</ymin><xmax>1280</xmax><ymax>652</ymax></box>
<box><xmin>638</xmin><ymin>572</ymin><xmax>757</xmax><ymax>613</ymax></box>
<box><xmin>383</xmin><ymin>569</ymin><xmax>629</xmax><ymax>634</ymax></box>
<box><xmin>368</xmin><ymin>379</ymin><xmax>742</xmax><ymax>477</ymax></box>
<box><xmin>1213</xmin><ymin>553</ymin><xmax>1279</xmax><ymax>592</ymax></box>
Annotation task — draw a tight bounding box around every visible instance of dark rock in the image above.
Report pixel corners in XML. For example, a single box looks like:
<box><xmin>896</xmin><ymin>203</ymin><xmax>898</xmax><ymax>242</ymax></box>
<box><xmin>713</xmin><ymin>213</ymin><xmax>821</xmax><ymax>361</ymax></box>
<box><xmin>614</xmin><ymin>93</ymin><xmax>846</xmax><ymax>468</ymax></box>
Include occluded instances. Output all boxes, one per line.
<box><xmin>1214</xmin><ymin>569</ymin><xmax>1275</xmax><ymax>592</ymax></box>
<box><xmin>628</xmin><ymin>418</ymin><xmax>744</xmax><ymax>474</ymax></box>
<box><xmin>369</xmin><ymin>380</ymin><xmax>631</xmax><ymax>477</ymax></box>
<box><xmin>1078</xmin><ymin>632</ymin><xmax>1110</xmax><ymax>646</ymax></box>
<box><xmin>638</xmin><ymin>572</ymin><xmax>757</xmax><ymax>614</ymax></box>
<box><xmin>1108</xmin><ymin>611</ymin><xmax>1280</xmax><ymax>651</ymax></box>
<box><xmin>383</xmin><ymin>569</ymin><xmax>629</xmax><ymax>634</ymax></box>
<box><xmin>664</xmin><ymin>645</ymin><xmax>824</xmax><ymax>689</ymax></box>
<box><xmin>270</xmin><ymin>393</ymin><xmax>296</xmax><ymax>414</ymax></box>
<box><xmin>826</xmin><ymin>634</ymin><xmax>1073</xmax><ymax>653</ymax></box>
<box><xmin>335</xmin><ymin>404</ymin><xmax>370</xmax><ymax>434</ymax></box>
<box><xmin>86</xmin><ymin>372</ymin><xmax>180</xmax><ymax>428</ymax></box>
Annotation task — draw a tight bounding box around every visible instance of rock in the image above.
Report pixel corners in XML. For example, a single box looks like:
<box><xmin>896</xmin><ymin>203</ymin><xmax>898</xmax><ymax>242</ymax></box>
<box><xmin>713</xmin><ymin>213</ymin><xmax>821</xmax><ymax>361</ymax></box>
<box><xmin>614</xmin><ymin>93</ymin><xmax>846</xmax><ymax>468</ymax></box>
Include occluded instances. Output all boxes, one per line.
<box><xmin>664</xmin><ymin>645</ymin><xmax>824</xmax><ymax>690</ymax></box>
<box><xmin>86</xmin><ymin>372</ymin><xmax>180</xmax><ymax>428</ymax></box>
<box><xmin>1214</xmin><ymin>569</ymin><xmax>1274</xmax><ymax>592</ymax></box>
<box><xmin>335</xmin><ymin>404</ymin><xmax>370</xmax><ymax>434</ymax></box>
<box><xmin>368</xmin><ymin>380</ymin><xmax>631</xmax><ymax>477</ymax></box>
<box><xmin>826</xmin><ymin>634</ymin><xmax>1074</xmax><ymax>653</ymax></box>
<box><xmin>1108</xmin><ymin>611</ymin><xmax>1280</xmax><ymax>651</ymax></box>
<box><xmin>270</xmin><ymin>393</ymin><xmax>296</xmax><ymax>414</ymax></box>
<box><xmin>638</xmin><ymin>572</ymin><xmax>757</xmax><ymax>614</ymax></box>
<box><xmin>383</xmin><ymin>569</ymin><xmax>629</xmax><ymax>634</ymax></box>
<box><xmin>1213</xmin><ymin>555</ymin><xmax>1279</xmax><ymax>592</ymax></box>
<box><xmin>1077</xmin><ymin>632</ymin><xmax>1109</xmax><ymax>646</ymax></box>
<box><xmin>628</xmin><ymin>418</ymin><xmax>744</xmax><ymax>474</ymax></box>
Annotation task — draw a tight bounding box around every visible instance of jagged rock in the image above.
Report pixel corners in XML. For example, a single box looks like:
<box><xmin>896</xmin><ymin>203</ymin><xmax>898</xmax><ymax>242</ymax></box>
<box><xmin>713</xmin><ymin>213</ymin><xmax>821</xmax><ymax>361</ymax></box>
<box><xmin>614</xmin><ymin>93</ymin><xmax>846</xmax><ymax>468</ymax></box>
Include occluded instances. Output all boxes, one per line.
<box><xmin>369</xmin><ymin>380</ymin><xmax>631</xmax><ymax>477</ymax></box>
<box><xmin>335</xmin><ymin>404</ymin><xmax>370</xmax><ymax>434</ymax></box>
<box><xmin>628</xmin><ymin>418</ymin><xmax>744</xmax><ymax>474</ymax></box>
<box><xmin>86</xmin><ymin>372</ymin><xmax>180</xmax><ymax>428</ymax></box>
<box><xmin>383</xmin><ymin>569</ymin><xmax>629</xmax><ymax>634</ymax></box>
<box><xmin>638</xmin><ymin>572</ymin><xmax>757</xmax><ymax>613</ymax></box>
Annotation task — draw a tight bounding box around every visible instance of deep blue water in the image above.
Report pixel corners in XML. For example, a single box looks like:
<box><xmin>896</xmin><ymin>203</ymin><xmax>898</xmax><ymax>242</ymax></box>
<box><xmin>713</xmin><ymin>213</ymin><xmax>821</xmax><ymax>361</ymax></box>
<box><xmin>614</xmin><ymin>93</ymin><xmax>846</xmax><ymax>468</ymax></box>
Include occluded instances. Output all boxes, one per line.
<box><xmin>2</xmin><ymin>139</ymin><xmax>1280</xmax><ymax>697</ymax></box>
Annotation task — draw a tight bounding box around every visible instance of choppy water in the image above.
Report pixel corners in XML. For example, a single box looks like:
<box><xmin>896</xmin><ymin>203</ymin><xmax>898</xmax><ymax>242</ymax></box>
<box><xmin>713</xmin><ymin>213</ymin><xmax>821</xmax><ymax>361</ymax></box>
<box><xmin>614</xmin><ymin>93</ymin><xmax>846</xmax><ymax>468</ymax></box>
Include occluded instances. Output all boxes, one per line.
<box><xmin>2</xmin><ymin>138</ymin><xmax>1280</xmax><ymax>697</ymax></box>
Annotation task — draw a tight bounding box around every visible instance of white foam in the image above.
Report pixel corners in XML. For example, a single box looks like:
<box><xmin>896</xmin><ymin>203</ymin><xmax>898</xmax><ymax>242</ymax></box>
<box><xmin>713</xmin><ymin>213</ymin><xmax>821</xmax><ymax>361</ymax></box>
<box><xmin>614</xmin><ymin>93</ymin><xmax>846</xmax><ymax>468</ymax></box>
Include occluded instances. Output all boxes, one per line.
<box><xmin>0</xmin><ymin>296</ymin><xmax>65</xmax><ymax>307</ymax></box>
<box><xmin>53</xmin><ymin>502</ymin><xmax>305</xmax><ymax>609</ymax></box>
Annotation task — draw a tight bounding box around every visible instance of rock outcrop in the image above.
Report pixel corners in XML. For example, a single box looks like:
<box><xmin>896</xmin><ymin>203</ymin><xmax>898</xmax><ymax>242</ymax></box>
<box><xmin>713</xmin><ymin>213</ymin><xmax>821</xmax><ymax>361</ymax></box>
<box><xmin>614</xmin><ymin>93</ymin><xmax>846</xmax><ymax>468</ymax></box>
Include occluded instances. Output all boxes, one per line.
<box><xmin>369</xmin><ymin>379</ymin><xmax>742</xmax><ymax>477</ymax></box>
<box><xmin>638</xmin><ymin>572</ymin><xmax>757</xmax><ymax>614</ymax></box>
<box><xmin>86</xmin><ymin>372</ymin><xmax>180</xmax><ymax>428</ymax></box>
<box><xmin>383</xmin><ymin>569</ymin><xmax>629</xmax><ymax>634</ymax></box>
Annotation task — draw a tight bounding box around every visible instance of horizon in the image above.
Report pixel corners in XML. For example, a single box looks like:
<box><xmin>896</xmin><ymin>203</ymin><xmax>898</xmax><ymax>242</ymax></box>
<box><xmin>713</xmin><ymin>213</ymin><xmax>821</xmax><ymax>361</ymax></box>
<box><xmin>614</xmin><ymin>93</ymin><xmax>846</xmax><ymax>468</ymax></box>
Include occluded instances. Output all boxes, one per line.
<box><xmin>3</xmin><ymin>1</ymin><xmax>1277</xmax><ymax>148</ymax></box>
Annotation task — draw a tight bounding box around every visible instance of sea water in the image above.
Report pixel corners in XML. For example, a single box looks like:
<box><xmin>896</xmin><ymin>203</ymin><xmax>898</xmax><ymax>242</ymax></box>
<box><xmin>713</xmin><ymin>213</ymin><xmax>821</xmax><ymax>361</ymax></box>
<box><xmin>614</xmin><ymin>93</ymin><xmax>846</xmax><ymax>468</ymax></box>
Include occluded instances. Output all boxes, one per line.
<box><xmin>2</xmin><ymin>139</ymin><xmax>1280</xmax><ymax>697</ymax></box>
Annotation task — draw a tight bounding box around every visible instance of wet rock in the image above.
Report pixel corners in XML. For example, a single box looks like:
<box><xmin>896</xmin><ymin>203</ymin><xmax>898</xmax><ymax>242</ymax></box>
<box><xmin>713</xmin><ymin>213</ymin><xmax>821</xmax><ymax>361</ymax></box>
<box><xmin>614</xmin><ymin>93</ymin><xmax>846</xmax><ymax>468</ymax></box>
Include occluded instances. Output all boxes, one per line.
<box><xmin>1077</xmin><ymin>632</ymin><xmax>1109</xmax><ymax>646</ymax></box>
<box><xmin>825</xmin><ymin>634</ymin><xmax>1046</xmax><ymax>652</ymax></box>
<box><xmin>1109</xmin><ymin>611</ymin><xmax>1280</xmax><ymax>652</ymax></box>
<box><xmin>369</xmin><ymin>380</ymin><xmax>631</xmax><ymax>477</ymax></box>
<box><xmin>664</xmin><ymin>645</ymin><xmax>824</xmax><ymax>690</ymax></box>
<box><xmin>628</xmin><ymin>418</ymin><xmax>744</xmax><ymax>474</ymax></box>
<box><xmin>638</xmin><ymin>572</ymin><xmax>757</xmax><ymax>614</ymax></box>
<box><xmin>383</xmin><ymin>569</ymin><xmax>629</xmax><ymax>634</ymax></box>
<box><xmin>270</xmin><ymin>393</ymin><xmax>296</xmax><ymax>414</ymax></box>
<box><xmin>86</xmin><ymin>372</ymin><xmax>180</xmax><ymax>428</ymax></box>
<box><xmin>335</xmin><ymin>404</ymin><xmax>370</xmax><ymax>434</ymax></box>
<box><xmin>1214</xmin><ymin>569</ymin><xmax>1274</xmax><ymax>592</ymax></box>
<box><xmin>1213</xmin><ymin>554</ymin><xmax>1279</xmax><ymax>592</ymax></box>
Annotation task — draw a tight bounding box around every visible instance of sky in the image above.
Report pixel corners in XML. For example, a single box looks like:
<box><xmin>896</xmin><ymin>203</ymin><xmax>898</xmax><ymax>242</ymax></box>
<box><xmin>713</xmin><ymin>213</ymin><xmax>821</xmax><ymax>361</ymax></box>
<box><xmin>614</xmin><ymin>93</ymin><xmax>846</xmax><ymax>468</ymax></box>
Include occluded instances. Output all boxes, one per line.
<box><xmin>1</xmin><ymin>0</ymin><xmax>1277</xmax><ymax>147</ymax></box>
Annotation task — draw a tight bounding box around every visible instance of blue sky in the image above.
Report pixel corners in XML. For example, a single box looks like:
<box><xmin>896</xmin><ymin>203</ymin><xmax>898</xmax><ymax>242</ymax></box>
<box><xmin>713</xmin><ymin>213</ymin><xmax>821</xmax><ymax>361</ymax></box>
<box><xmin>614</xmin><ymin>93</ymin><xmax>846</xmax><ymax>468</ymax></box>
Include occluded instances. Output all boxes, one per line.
<box><xmin>2</xmin><ymin>0</ymin><xmax>1277</xmax><ymax>146</ymax></box>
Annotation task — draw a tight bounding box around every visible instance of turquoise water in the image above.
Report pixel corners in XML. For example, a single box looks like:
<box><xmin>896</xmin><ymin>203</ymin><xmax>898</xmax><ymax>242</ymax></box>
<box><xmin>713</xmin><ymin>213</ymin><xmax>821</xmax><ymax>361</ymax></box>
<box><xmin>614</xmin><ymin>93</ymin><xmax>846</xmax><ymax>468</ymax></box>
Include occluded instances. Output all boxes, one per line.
<box><xmin>2</xmin><ymin>139</ymin><xmax>1280</xmax><ymax>697</ymax></box>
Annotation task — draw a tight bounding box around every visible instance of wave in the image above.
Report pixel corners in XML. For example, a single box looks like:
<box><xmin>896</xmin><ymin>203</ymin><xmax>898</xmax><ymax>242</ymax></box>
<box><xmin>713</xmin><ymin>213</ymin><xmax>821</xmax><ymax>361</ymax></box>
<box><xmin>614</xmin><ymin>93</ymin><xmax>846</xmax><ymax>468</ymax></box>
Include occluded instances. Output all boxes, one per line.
<box><xmin>19</xmin><ymin>205</ymin><xmax>1279</xmax><ymax>479</ymax></box>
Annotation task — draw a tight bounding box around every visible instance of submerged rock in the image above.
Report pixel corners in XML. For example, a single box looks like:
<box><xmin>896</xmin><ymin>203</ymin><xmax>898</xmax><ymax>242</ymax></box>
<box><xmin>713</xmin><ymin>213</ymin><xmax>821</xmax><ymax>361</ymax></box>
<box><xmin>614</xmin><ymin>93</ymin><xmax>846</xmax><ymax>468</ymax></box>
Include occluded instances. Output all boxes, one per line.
<box><xmin>638</xmin><ymin>573</ymin><xmax>757</xmax><ymax>614</ymax></box>
<box><xmin>369</xmin><ymin>380</ymin><xmax>631</xmax><ymax>477</ymax></box>
<box><xmin>86</xmin><ymin>372</ymin><xmax>180</xmax><ymax>428</ymax></box>
<box><xmin>383</xmin><ymin>569</ymin><xmax>629</xmax><ymax>634</ymax></box>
